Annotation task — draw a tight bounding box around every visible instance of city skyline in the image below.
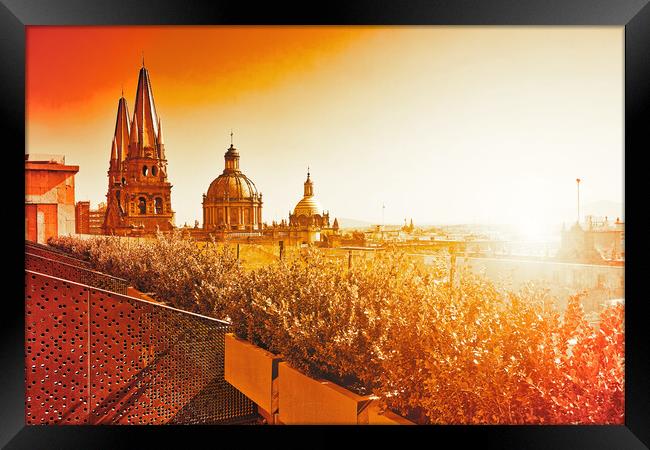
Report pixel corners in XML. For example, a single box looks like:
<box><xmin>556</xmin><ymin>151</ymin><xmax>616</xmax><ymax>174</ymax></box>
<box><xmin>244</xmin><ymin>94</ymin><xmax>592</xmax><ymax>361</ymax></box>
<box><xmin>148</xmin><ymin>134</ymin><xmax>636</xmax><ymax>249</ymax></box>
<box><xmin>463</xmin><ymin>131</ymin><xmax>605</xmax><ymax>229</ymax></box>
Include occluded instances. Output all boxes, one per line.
<box><xmin>27</xmin><ymin>26</ymin><xmax>624</xmax><ymax>231</ymax></box>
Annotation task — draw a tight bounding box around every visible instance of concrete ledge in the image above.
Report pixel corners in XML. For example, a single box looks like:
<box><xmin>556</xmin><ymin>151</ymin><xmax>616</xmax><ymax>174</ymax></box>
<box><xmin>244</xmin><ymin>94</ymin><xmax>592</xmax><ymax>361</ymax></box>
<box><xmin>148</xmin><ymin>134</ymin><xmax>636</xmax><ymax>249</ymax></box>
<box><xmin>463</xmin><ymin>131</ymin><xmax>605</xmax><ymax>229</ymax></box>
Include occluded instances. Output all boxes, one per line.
<box><xmin>225</xmin><ymin>334</ymin><xmax>282</xmax><ymax>419</ymax></box>
<box><xmin>226</xmin><ymin>336</ymin><xmax>415</xmax><ymax>425</ymax></box>
<box><xmin>278</xmin><ymin>362</ymin><xmax>374</xmax><ymax>425</ymax></box>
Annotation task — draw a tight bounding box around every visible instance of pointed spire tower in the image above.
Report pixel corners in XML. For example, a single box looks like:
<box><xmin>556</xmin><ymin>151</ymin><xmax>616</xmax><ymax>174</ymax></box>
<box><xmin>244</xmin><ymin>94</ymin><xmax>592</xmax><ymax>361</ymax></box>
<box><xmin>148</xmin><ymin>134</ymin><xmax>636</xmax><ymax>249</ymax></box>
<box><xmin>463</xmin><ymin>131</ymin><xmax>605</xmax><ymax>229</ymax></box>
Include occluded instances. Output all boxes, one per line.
<box><xmin>114</xmin><ymin>94</ymin><xmax>130</xmax><ymax>164</ymax></box>
<box><xmin>110</xmin><ymin>138</ymin><xmax>118</xmax><ymax>167</ymax></box>
<box><xmin>129</xmin><ymin>117</ymin><xmax>139</xmax><ymax>147</ymax></box>
<box><xmin>103</xmin><ymin>63</ymin><xmax>174</xmax><ymax>236</ymax></box>
<box><xmin>107</xmin><ymin>94</ymin><xmax>130</xmax><ymax>185</ymax></box>
<box><xmin>132</xmin><ymin>62</ymin><xmax>159</xmax><ymax>155</ymax></box>
<box><xmin>157</xmin><ymin>117</ymin><xmax>165</xmax><ymax>159</ymax></box>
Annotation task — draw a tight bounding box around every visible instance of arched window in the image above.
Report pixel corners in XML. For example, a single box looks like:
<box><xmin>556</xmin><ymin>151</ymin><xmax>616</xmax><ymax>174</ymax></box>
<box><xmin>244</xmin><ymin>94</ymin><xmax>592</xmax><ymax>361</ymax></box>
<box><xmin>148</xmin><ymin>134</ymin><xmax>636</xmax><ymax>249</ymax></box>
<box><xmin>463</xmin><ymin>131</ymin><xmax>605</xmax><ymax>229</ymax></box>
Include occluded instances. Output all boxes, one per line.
<box><xmin>154</xmin><ymin>197</ymin><xmax>163</xmax><ymax>215</ymax></box>
<box><xmin>142</xmin><ymin>166</ymin><xmax>149</xmax><ymax>176</ymax></box>
<box><xmin>151</xmin><ymin>166</ymin><xmax>158</xmax><ymax>176</ymax></box>
<box><xmin>138</xmin><ymin>197</ymin><xmax>147</xmax><ymax>215</ymax></box>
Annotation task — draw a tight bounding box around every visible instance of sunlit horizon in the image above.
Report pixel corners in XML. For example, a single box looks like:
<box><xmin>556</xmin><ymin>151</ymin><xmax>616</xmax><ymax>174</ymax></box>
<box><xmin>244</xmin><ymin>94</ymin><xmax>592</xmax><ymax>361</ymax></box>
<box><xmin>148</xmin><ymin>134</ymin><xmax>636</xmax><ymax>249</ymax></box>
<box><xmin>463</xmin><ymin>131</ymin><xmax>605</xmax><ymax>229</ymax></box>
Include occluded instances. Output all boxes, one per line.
<box><xmin>27</xmin><ymin>26</ymin><xmax>624</xmax><ymax>230</ymax></box>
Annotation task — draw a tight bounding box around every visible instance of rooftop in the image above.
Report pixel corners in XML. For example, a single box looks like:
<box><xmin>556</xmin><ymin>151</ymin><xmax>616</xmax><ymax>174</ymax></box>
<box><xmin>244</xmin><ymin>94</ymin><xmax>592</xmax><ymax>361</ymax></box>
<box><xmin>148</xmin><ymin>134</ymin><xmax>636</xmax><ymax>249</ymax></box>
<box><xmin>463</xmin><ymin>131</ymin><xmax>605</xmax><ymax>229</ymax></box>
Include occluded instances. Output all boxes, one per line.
<box><xmin>25</xmin><ymin>153</ymin><xmax>66</xmax><ymax>164</ymax></box>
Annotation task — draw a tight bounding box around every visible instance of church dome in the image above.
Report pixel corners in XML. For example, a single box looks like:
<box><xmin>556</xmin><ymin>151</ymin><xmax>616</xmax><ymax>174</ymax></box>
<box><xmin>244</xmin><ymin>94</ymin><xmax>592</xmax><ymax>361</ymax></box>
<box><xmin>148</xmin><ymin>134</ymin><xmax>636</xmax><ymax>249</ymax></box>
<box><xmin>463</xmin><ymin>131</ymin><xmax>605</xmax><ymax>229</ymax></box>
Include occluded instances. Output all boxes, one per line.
<box><xmin>294</xmin><ymin>195</ymin><xmax>322</xmax><ymax>216</ymax></box>
<box><xmin>207</xmin><ymin>172</ymin><xmax>259</xmax><ymax>200</ymax></box>
<box><xmin>293</xmin><ymin>170</ymin><xmax>322</xmax><ymax>216</ymax></box>
<box><xmin>205</xmin><ymin>143</ymin><xmax>260</xmax><ymax>201</ymax></box>
<box><xmin>202</xmin><ymin>138</ymin><xmax>263</xmax><ymax>232</ymax></box>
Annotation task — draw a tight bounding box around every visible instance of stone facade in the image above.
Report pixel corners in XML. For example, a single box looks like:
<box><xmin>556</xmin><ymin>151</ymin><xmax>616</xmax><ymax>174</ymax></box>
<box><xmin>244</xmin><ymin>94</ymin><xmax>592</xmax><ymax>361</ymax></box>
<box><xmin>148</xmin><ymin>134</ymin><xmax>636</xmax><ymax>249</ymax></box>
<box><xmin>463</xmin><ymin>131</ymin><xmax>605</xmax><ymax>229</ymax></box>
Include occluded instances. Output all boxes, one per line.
<box><xmin>75</xmin><ymin>201</ymin><xmax>90</xmax><ymax>234</ymax></box>
<box><xmin>102</xmin><ymin>65</ymin><xmax>175</xmax><ymax>236</ymax></box>
<box><xmin>89</xmin><ymin>203</ymin><xmax>107</xmax><ymax>234</ymax></box>
<box><xmin>25</xmin><ymin>154</ymin><xmax>79</xmax><ymax>243</ymax></box>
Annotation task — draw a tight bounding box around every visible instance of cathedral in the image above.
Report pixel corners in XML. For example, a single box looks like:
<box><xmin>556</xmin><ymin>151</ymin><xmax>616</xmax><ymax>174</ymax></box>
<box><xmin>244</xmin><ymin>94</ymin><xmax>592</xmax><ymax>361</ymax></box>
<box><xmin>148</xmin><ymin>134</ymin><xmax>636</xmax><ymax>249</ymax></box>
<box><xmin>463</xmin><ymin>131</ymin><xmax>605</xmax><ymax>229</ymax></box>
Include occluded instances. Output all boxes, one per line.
<box><xmin>99</xmin><ymin>64</ymin><xmax>339</xmax><ymax>245</ymax></box>
<box><xmin>202</xmin><ymin>135</ymin><xmax>263</xmax><ymax>236</ymax></box>
<box><xmin>265</xmin><ymin>169</ymin><xmax>339</xmax><ymax>244</ymax></box>
<box><xmin>102</xmin><ymin>63</ymin><xmax>174</xmax><ymax>235</ymax></box>
<box><xmin>288</xmin><ymin>169</ymin><xmax>336</xmax><ymax>243</ymax></box>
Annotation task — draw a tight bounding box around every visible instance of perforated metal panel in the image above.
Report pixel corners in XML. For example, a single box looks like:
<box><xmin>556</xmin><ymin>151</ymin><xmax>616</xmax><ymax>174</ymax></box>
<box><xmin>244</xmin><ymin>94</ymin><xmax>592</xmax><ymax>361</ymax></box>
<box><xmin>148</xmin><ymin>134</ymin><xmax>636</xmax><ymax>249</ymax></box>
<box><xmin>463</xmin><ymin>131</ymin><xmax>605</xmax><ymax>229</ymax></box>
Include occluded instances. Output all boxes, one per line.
<box><xmin>25</xmin><ymin>242</ymin><xmax>92</xmax><ymax>268</ymax></box>
<box><xmin>26</xmin><ymin>252</ymin><xmax>128</xmax><ymax>295</ymax></box>
<box><xmin>25</xmin><ymin>270</ymin><xmax>257</xmax><ymax>425</ymax></box>
<box><xmin>25</xmin><ymin>273</ymin><xmax>90</xmax><ymax>424</ymax></box>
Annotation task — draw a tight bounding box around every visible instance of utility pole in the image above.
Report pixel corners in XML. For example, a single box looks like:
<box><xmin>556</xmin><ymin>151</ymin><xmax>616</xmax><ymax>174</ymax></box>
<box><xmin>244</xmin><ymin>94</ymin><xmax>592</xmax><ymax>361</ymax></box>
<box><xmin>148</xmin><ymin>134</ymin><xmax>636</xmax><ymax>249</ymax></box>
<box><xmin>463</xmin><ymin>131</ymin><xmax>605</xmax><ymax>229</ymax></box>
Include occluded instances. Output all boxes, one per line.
<box><xmin>449</xmin><ymin>245</ymin><xmax>457</xmax><ymax>299</ymax></box>
<box><xmin>381</xmin><ymin>203</ymin><xmax>385</xmax><ymax>241</ymax></box>
<box><xmin>576</xmin><ymin>178</ymin><xmax>581</xmax><ymax>224</ymax></box>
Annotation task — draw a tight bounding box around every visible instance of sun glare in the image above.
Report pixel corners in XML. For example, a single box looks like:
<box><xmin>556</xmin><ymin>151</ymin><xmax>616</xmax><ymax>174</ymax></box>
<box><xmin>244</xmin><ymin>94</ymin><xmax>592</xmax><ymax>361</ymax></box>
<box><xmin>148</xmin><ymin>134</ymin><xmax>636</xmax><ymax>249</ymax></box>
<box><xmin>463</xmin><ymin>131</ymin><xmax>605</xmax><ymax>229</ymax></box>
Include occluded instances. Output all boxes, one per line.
<box><xmin>515</xmin><ymin>219</ymin><xmax>547</xmax><ymax>241</ymax></box>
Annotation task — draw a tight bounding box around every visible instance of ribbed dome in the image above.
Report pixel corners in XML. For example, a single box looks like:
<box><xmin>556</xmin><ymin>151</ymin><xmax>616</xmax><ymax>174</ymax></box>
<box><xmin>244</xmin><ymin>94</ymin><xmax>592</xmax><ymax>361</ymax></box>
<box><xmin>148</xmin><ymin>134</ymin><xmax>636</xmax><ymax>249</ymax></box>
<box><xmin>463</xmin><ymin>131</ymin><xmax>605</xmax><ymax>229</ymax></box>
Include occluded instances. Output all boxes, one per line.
<box><xmin>294</xmin><ymin>196</ymin><xmax>322</xmax><ymax>216</ymax></box>
<box><xmin>293</xmin><ymin>170</ymin><xmax>322</xmax><ymax>216</ymax></box>
<box><xmin>207</xmin><ymin>172</ymin><xmax>259</xmax><ymax>200</ymax></box>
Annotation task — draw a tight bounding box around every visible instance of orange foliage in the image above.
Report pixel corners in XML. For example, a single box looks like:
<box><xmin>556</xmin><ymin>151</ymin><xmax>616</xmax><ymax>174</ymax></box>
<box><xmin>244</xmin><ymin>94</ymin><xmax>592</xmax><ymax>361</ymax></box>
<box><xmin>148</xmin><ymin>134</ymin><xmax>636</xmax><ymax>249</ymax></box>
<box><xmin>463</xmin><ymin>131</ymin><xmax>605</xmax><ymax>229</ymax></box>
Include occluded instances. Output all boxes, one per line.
<box><xmin>48</xmin><ymin>233</ymin><xmax>624</xmax><ymax>424</ymax></box>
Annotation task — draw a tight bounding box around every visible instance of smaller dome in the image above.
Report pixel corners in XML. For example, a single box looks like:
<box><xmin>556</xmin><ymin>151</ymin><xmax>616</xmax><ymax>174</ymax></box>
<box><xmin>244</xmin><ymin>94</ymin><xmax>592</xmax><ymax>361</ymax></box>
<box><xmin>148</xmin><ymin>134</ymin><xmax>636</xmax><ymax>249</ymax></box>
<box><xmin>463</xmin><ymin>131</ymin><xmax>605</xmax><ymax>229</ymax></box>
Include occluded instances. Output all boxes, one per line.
<box><xmin>293</xmin><ymin>169</ymin><xmax>322</xmax><ymax>216</ymax></box>
<box><xmin>294</xmin><ymin>196</ymin><xmax>322</xmax><ymax>217</ymax></box>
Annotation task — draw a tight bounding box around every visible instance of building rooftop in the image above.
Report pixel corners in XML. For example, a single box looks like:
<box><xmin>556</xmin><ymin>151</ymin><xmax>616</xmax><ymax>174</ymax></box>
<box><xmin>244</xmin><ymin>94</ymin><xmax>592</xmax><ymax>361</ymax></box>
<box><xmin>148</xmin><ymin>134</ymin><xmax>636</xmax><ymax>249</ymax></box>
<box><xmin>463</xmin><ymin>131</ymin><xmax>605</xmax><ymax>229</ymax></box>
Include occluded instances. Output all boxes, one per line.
<box><xmin>25</xmin><ymin>153</ymin><xmax>66</xmax><ymax>164</ymax></box>
<box><xmin>25</xmin><ymin>154</ymin><xmax>79</xmax><ymax>172</ymax></box>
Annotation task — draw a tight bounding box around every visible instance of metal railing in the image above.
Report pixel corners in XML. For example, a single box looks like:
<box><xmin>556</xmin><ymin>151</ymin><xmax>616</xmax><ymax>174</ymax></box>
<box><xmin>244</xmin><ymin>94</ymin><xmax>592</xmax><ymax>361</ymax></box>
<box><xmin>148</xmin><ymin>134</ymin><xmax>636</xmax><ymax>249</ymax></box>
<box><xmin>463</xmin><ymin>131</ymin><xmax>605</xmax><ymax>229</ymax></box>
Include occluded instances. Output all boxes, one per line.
<box><xmin>25</xmin><ymin>241</ymin><xmax>92</xmax><ymax>268</ymax></box>
<box><xmin>25</xmin><ymin>252</ymin><xmax>129</xmax><ymax>295</ymax></box>
<box><xmin>24</xmin><ymin>268</ymin><xmax>257</xmax><ymax>425</ymax></box>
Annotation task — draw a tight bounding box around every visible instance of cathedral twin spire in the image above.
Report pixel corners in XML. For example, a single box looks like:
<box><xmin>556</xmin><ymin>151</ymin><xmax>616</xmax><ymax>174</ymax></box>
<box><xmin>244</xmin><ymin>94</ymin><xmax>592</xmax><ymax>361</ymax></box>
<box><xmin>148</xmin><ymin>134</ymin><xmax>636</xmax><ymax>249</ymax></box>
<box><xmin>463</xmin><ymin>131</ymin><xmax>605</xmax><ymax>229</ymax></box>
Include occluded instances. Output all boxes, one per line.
<box><xmin>132</xmin><ymin>64</ymin><xmax>158</xmax><ymax>151</ymax></box>
<box><xmin>109</xmin><ymin>95</ymin><xmax>130</xmax><ymax>173</ymax></box>
<box><xmin>110</xmin><ymin>62</ymin><xmax>164</xmax><ymax>166</ymax></box>
<box><xmin>104</xmin><ymin>60</ymin><xmax>175</xmax><ymax>235</ymax></box>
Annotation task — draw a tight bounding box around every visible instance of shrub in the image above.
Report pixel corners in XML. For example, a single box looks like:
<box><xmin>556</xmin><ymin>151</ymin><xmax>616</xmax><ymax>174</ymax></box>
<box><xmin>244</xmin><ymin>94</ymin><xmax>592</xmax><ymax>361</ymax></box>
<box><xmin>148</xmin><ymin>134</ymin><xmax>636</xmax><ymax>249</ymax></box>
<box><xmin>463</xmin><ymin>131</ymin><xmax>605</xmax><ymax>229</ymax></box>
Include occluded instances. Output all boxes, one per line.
<box><xmin>46</xmin><ymin>234</ymin><xmax>624</xmax><ymax>424</ymax></box>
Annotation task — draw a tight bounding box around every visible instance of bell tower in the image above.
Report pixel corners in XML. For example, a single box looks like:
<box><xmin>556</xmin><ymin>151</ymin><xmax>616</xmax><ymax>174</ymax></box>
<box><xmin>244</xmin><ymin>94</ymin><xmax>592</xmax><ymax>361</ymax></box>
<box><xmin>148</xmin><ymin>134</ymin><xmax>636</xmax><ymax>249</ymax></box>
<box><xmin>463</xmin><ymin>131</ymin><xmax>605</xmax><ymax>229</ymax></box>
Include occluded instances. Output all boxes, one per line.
<box><xmin>103</xmin><ymin>63</ymin><xmax>175</xmax><ymax>235</ymax></box>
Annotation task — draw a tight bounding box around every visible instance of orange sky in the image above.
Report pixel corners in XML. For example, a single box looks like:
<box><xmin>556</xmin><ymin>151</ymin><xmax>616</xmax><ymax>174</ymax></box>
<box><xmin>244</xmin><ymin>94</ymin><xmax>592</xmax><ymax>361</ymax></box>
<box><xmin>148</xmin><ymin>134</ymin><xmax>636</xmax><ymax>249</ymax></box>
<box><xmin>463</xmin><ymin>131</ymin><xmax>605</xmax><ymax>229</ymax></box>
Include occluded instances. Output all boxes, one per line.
<box><xmin>27</xmin><ymin>26</ymin><xmax>624</xmax><ymax>231</ymax></box>
<box><xmin>27</xmin><ymin>27</ymin><xmax>365</xmax><ymax>120</ymax></box>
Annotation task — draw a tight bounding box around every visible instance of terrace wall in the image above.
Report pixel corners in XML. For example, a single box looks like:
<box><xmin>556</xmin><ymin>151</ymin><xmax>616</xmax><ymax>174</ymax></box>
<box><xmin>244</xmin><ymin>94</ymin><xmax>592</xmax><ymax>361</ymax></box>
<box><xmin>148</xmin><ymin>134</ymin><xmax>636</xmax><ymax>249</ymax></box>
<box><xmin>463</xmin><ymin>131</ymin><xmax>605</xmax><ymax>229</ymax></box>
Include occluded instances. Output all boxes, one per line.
<box><xmin>25</xmin><ymin>257</ymin><xmax>256</xmax><ymax>424</ymax></box>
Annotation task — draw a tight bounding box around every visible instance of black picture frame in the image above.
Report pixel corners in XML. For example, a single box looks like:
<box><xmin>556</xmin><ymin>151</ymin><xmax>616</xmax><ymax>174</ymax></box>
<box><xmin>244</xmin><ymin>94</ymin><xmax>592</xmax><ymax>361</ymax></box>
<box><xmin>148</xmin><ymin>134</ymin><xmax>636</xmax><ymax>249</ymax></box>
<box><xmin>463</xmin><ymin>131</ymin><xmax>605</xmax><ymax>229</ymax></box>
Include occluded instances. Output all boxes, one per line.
<box><xmin>2</xmin><ymin>1</ymin><xmax>648</xmax><ymax>448</ymax></box>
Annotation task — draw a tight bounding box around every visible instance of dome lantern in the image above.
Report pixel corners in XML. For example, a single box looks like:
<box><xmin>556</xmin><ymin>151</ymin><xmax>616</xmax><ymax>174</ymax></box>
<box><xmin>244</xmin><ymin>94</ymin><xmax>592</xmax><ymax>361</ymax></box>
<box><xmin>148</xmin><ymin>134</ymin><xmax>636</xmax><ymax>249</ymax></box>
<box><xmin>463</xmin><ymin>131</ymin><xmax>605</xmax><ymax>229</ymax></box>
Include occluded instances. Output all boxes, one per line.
<box><xmin>303</xmin><ymin>167</ymin><xmax>314</xmax><ymax>197</ymax></box>
<box><xmin>223</xmin><ymin>130</ymin><xmax>240</xmax><ymax>172</ymax></box>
